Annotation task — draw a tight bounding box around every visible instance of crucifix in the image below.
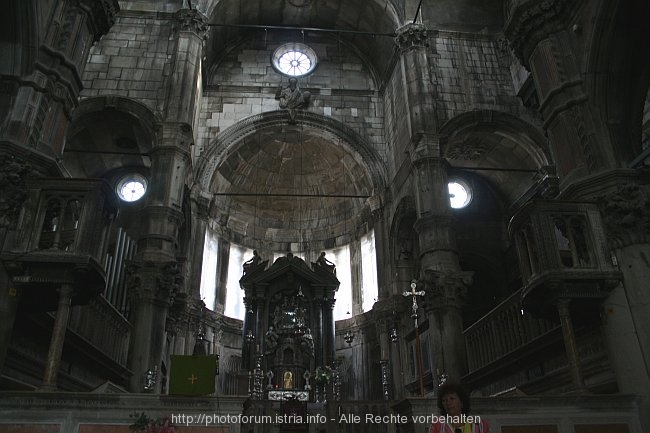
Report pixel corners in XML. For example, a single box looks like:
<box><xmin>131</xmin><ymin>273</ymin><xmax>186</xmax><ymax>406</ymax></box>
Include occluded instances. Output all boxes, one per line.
<box><xmin>403</xmin><ymin>279</ymin><xmax>426</xmax><ymax>397</ymax></box>
<box><xmin>187</xmin><ymin>374</ymin><xmax>198</xmax><ymax>384</ymax></box>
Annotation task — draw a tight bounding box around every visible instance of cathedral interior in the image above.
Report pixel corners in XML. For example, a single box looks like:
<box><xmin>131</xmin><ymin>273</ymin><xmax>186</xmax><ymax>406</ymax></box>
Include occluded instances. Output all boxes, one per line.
<box><xmin>1</xmin><ymin>0</ymin><xmax>649</xmax><ymax>432</ymax></box>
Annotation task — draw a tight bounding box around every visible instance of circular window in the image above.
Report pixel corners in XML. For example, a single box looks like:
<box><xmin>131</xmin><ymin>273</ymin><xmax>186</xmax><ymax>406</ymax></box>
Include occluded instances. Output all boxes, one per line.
<box><xmin>448</xmin><ymin>179</ymin><xmax>472</xmax><ymax>209</ymax></box>
<box><xmin>272</xmin><ymin>43</ymin><xmax>318</xmax><ymax>77</ymax></box>
<box><xmin>116</xmin><ymin>174</ymin><xmax>147</xmax><ymax>202</ymax></box>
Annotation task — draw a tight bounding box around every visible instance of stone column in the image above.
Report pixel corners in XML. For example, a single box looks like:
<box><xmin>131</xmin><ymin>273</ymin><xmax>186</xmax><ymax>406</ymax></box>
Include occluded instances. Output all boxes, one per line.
<box><xmin>598</xmin><ymin>183</ymin><xmax>650</xmax><ymax>431</ymax></box>
<box><xmin>215</xmin><ymin>238</ymin><xmax>231</xmax><ymax>314</ymax></box>
<box><xmin>505</xmin><ymin>1</ymin><xmax>616</xmax><ymax>186</ymax></box>
<box><xmin>394</xmin><ymin>23</ymin><xmax>438</xmax><ymax>137</ymax></box>
<box><xmin>40</xmin><ymin>283</ymin><xmax>74</xmax><ymax>390</ymax></box>
<box><xmin>0</xmin><ymin>156</ymin><xmax>32</xmax><ymax>376</ymax></box>
<box><xmin>0</xmin><ymin>269</ymin><xmax>19</xmax><ymax>377</ymax></box>
<box><xmin>165</xmin><ymin>9</ymin><xmax>208</xmax><ymax>124</ymax></box>
<box><xmin>126</xmin><ymin>123</ymin><xmax>190</xmax><ymax>392</ymax></box>
<box><xmin>324</xmin><ymin>298</ymin><xmax>336</xmax><ymax>365</ymax></box>
<box><xmin>411</xmin><ymin>148</ymin><xmax>473</xmax><ymax>382</ymax></box>
<box><xmin>349</xmin><ymin>239</ymin><xmax>363</xmax><ymax>315</ymax></box>
<box><xmin>556</xmin><ymin>299</ymin><xmax>586</xmax><ymax>391</ymax></box>
<box><xmin>126</xmin><ymin>261</ymin><xmax>180</xmax><ymax>393</ymax></box>
<box><xmin>370</xmin><ymin>203</ymin><xmax>391</xmax><ymax>301</ymax></box>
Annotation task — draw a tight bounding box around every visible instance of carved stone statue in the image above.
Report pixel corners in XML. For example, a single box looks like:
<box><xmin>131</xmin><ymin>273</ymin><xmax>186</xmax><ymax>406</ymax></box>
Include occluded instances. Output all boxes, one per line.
<box><xmin>314</xmin><ymin>251</ymin><xmax>336</xmax><ymax>274</ymax></box>
<box><xmin>275</xmin><ymin>77</ymin><xmax>311</xmax><ymax>123</ymax></box>
<box><xmin>243</xmin><ymin>250</ymin><xmax>262</xmax><ymax>274</ymax></box>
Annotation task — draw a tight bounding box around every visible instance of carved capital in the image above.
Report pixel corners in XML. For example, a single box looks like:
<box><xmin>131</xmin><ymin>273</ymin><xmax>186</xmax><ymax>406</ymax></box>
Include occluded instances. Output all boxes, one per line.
<box><xmin>596</xmin><ymin>183</ymin><xmax>650</xmax><ymax>248</ymax></box>
<box><xmin>173</xmin><ymin>8</ymin><xmax>209</xmax><ymax>39</ymax></box>
<box><xmin>420</xmin><ymin>269</ymin><xmax>473</xmax><ymax>310</ymax></box>
<box><xmin>395</xmin><ymin>24</ymin><xmax>428</xmax><ymax>52</ymax></box>
<box><xmin>504</xmin><ymin>0</ymin><xmax>577</xmax><ymax>67</ymax></box>
<box><xmin>126</xmin><ymin>260</ymin><xmax>183</xmax><ymax>306</ymax></box>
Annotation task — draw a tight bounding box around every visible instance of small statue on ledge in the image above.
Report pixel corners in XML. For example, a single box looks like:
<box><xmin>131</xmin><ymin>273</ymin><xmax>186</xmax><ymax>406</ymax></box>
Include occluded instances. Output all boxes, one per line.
<box><xmin>314</xmin><ymin>251</ymin><xmax>336</xmax><ymax>274</ymax></box>
<box><xmin>275</xmin><ymin>77</ymin><xmax>311</xmax><ymax>123</ymax></box>
<box><xmin>243</xmin><ymin>250</ymin><xmax>262</xmax><ymax>274</ymax></box>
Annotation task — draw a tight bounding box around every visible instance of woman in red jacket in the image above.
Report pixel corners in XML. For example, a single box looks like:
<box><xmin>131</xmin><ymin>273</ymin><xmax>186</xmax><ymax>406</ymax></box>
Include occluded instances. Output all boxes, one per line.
<box><xmin>429</xmin><ymin>382</ymin><xmax>490</xmax><ymax>433</ymax></box>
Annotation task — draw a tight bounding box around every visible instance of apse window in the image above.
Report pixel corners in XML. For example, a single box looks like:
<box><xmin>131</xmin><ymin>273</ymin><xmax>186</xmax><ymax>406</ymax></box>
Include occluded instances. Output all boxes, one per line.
<box><xmin>448</xmin><ymin>179</ymin><xmax>472</xmax><ymax>209</ymax></box>
<box><xmin>116</xmin><ymin>174</ymin><xmax>147</xmax><ymax>202</ymax></box>
<box><xmin>272</xmin><ymin>43</ymin><xmax>318</xmax><ymax>77</ymax></box>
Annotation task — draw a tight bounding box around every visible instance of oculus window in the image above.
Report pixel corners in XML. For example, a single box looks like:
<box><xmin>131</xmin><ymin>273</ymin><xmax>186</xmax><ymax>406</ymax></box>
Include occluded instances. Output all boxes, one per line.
<box><xmin>272</xmin><ymin>43</ymin><xmax>318</xmax><ymax>77</ymax></box>
<box><xmin>448</xmin><ymin>179</ymin><xmax>472</xmax><ymax>209</ymax></box>
<box><xmin>116</xmin><ymin>174</ymin><xmax>147</xmax><ymax>202</ymax></box>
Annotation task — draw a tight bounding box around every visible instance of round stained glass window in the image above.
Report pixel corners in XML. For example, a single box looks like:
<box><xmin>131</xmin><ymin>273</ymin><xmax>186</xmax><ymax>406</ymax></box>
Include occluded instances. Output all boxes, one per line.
<box><xmin>272</xmin><ymin>43</ymin><xmax>318</xmax><ymax>77</ymax></box>
<box><xmin>116</xmin><ymin>174</ymin><xmax>147</xmax><ymax>202</ymax></box>
<box><xmin>448</xmin><ymin>179</ymin><xmax>472</xmax><ymax>209</ymax></box>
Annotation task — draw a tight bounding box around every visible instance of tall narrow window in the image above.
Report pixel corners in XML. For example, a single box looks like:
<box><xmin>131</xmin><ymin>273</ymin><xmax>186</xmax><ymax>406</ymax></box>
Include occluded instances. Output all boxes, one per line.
<box><xmin>225</xmin><ymin>244</ymin><xmax>254</xmax><ymax>320</ymax></box>
<box><xmin>360</xmin><ymin>230</ymin><xmax>378</xmax><ymax>312</ymax></box>
<box><xmin>200</xmin><ymin>229</ymin><xmax>219</xmax><ymax>311</ymax></box>
<box><xmin>329</xmin><ymin>245</ymin><xmax>352</xmax><ymax>321</ymax></box>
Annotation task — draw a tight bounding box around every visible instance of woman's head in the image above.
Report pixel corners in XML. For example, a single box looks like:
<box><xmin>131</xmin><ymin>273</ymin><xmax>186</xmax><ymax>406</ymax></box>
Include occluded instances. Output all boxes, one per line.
<box><xmin>437</xmin><ymin>382</ymin><xmax>471</xmax><ymax>416</ymax></box>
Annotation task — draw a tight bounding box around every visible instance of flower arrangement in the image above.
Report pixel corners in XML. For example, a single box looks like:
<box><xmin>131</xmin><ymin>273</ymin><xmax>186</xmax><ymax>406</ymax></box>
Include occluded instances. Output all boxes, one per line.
<box><xmin>313</xmin><ymin>366</ymin><xmax>332</xmax><ymax>386</ymax></box>
<box><xmin>130</xmin><ymin>412</ymin><xmax>176</xmax><ymax>433</ymax></box>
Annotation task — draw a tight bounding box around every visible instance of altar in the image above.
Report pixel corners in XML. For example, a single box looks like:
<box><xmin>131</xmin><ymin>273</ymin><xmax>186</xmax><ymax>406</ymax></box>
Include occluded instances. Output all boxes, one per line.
<box><xmin>239</xmin><ymin>253</ymin><xmax>339</xmax><ymax>399</ymax></box>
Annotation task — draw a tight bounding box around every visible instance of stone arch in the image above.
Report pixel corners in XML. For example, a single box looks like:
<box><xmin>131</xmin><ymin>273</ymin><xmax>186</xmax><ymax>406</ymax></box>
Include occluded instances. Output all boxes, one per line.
<box><xmin>439</xmin><ymin>110</ymin><xmax>550</xmax><ymax>207</ymax></box>
<box><xmin>66</xmin><ymin>96</ymin><xmax>160</xmax><ymax>179</ymax></box>
<box><xmin>195</xmin><ymin>111</ymin><xmax>387</xmax><ymax>250</ymax></box>
<box><xmin>196</xmin><ymin>110</ymin><xmax>387</xmax><ymax>195</ymax></box>
<box><xmin>584</xmin><ymin>0</ymin><xmax>650</xmax><ymax>165</ymax></box>
<box><xmin>73</xmin><ymin>96</ymin><xmax>161</xmax><ymax>140</ymax></box>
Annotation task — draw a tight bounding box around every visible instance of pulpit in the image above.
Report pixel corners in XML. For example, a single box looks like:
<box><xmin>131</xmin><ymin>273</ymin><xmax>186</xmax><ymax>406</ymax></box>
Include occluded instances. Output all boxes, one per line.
<box><xmin>239</xmin><ymin>253</ymin><xmax>339</xmax><ymax>397</ymax></box>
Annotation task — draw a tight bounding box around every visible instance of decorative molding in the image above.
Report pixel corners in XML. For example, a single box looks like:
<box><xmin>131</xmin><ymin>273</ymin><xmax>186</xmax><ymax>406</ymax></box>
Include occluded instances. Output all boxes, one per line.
<box><xmin>446</xmin><ymin>138</ymin><xmax>491</xmax><ymax>161</ymax></box>
<box><xmin>596</xmin><ymin>183</ymin><xmax>650</xmax><ymax>248</ymax></box>
<box><xmin>420</xmin><ymin>269</ymin><xmax>473</xmax><ymax>310</ymax></box>
<box><xmin>504</xmin><ymin>0</ymin><xmax>578</xmax><ymax>67</ymax></box>
<box><xmin>126</xmin><ymin>260</ymin><xmax>183</xmax><ymax>306</ymax></box>
<box><xmin>0</xmin><ymin>155</ymin><xmax>33</xmax><ymax>229</ymax></box>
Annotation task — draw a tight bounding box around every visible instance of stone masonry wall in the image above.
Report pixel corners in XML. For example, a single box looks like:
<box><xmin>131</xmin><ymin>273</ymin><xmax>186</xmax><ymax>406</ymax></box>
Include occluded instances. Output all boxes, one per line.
<box><xmin>196</xmin><ymin>32</ymin><xmax>386</xmax><ymax>163</ymax></box>
<box><xmin>80</xmin><ymin>11</ymin><xmax>174</xmax><ymax>115</ymax></box>
<box><xmin>429</xmin><ymin>31</ymin><xmax>524</xmax><ymax>125</ymax></box>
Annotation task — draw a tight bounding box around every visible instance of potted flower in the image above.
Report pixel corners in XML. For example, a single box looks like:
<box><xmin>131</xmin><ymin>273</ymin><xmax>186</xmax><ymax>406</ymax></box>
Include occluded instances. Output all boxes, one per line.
<box><xmin>130</xmin><ymin>412</ymin><xmax>176</xmax><ymax>433</ymax></box>
<box><xmin>312</xmin><ymin>366</ymin><xmax>332</xmax><ymax>403</ymax></box>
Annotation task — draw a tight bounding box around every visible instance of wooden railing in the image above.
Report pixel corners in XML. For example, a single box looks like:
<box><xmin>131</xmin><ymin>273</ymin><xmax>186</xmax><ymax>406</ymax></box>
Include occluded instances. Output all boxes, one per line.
<box><xmin>67</xmin><ymin>295</ymin><xmax>132</xmax><ymax>367</ymax></box>
<box><xmin>464</xmin><ymin>288</ymin><xmax>558</xmax><ymax>372</ymax></box>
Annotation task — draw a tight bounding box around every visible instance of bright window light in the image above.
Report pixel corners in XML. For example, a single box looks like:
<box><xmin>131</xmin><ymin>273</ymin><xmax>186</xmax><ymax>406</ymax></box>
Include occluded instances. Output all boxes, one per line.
<box><xmin>116</xmin><ymin>174</ymin><xmax>147</xmax><ymax>202</ymax></box>
<box><xmin>448</xmin><ymin>179</ymin><xmax>472</xmax><ymax>209</ymax></box>
<box><xmin>272</xmin><ymin>43</ymin><xmax>318</xmax><ymax>77</ymax></box>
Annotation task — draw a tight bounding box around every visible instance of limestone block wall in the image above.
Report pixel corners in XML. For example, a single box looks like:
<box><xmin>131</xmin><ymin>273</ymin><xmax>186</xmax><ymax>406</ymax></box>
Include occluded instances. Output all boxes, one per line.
<box><xmin>80</xmin><ymin>11</ymin><xmax>174</xmax><ymax>114</ymax></box>
<box><xmin>196</xmin><ymin>33</ymin><xmax>387</xmax><ymax>161</ymax></box>
<box><xmin>430</xmin><ymin>32</ymin><xmax>523</xmax><ymax>125</ymax></box>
